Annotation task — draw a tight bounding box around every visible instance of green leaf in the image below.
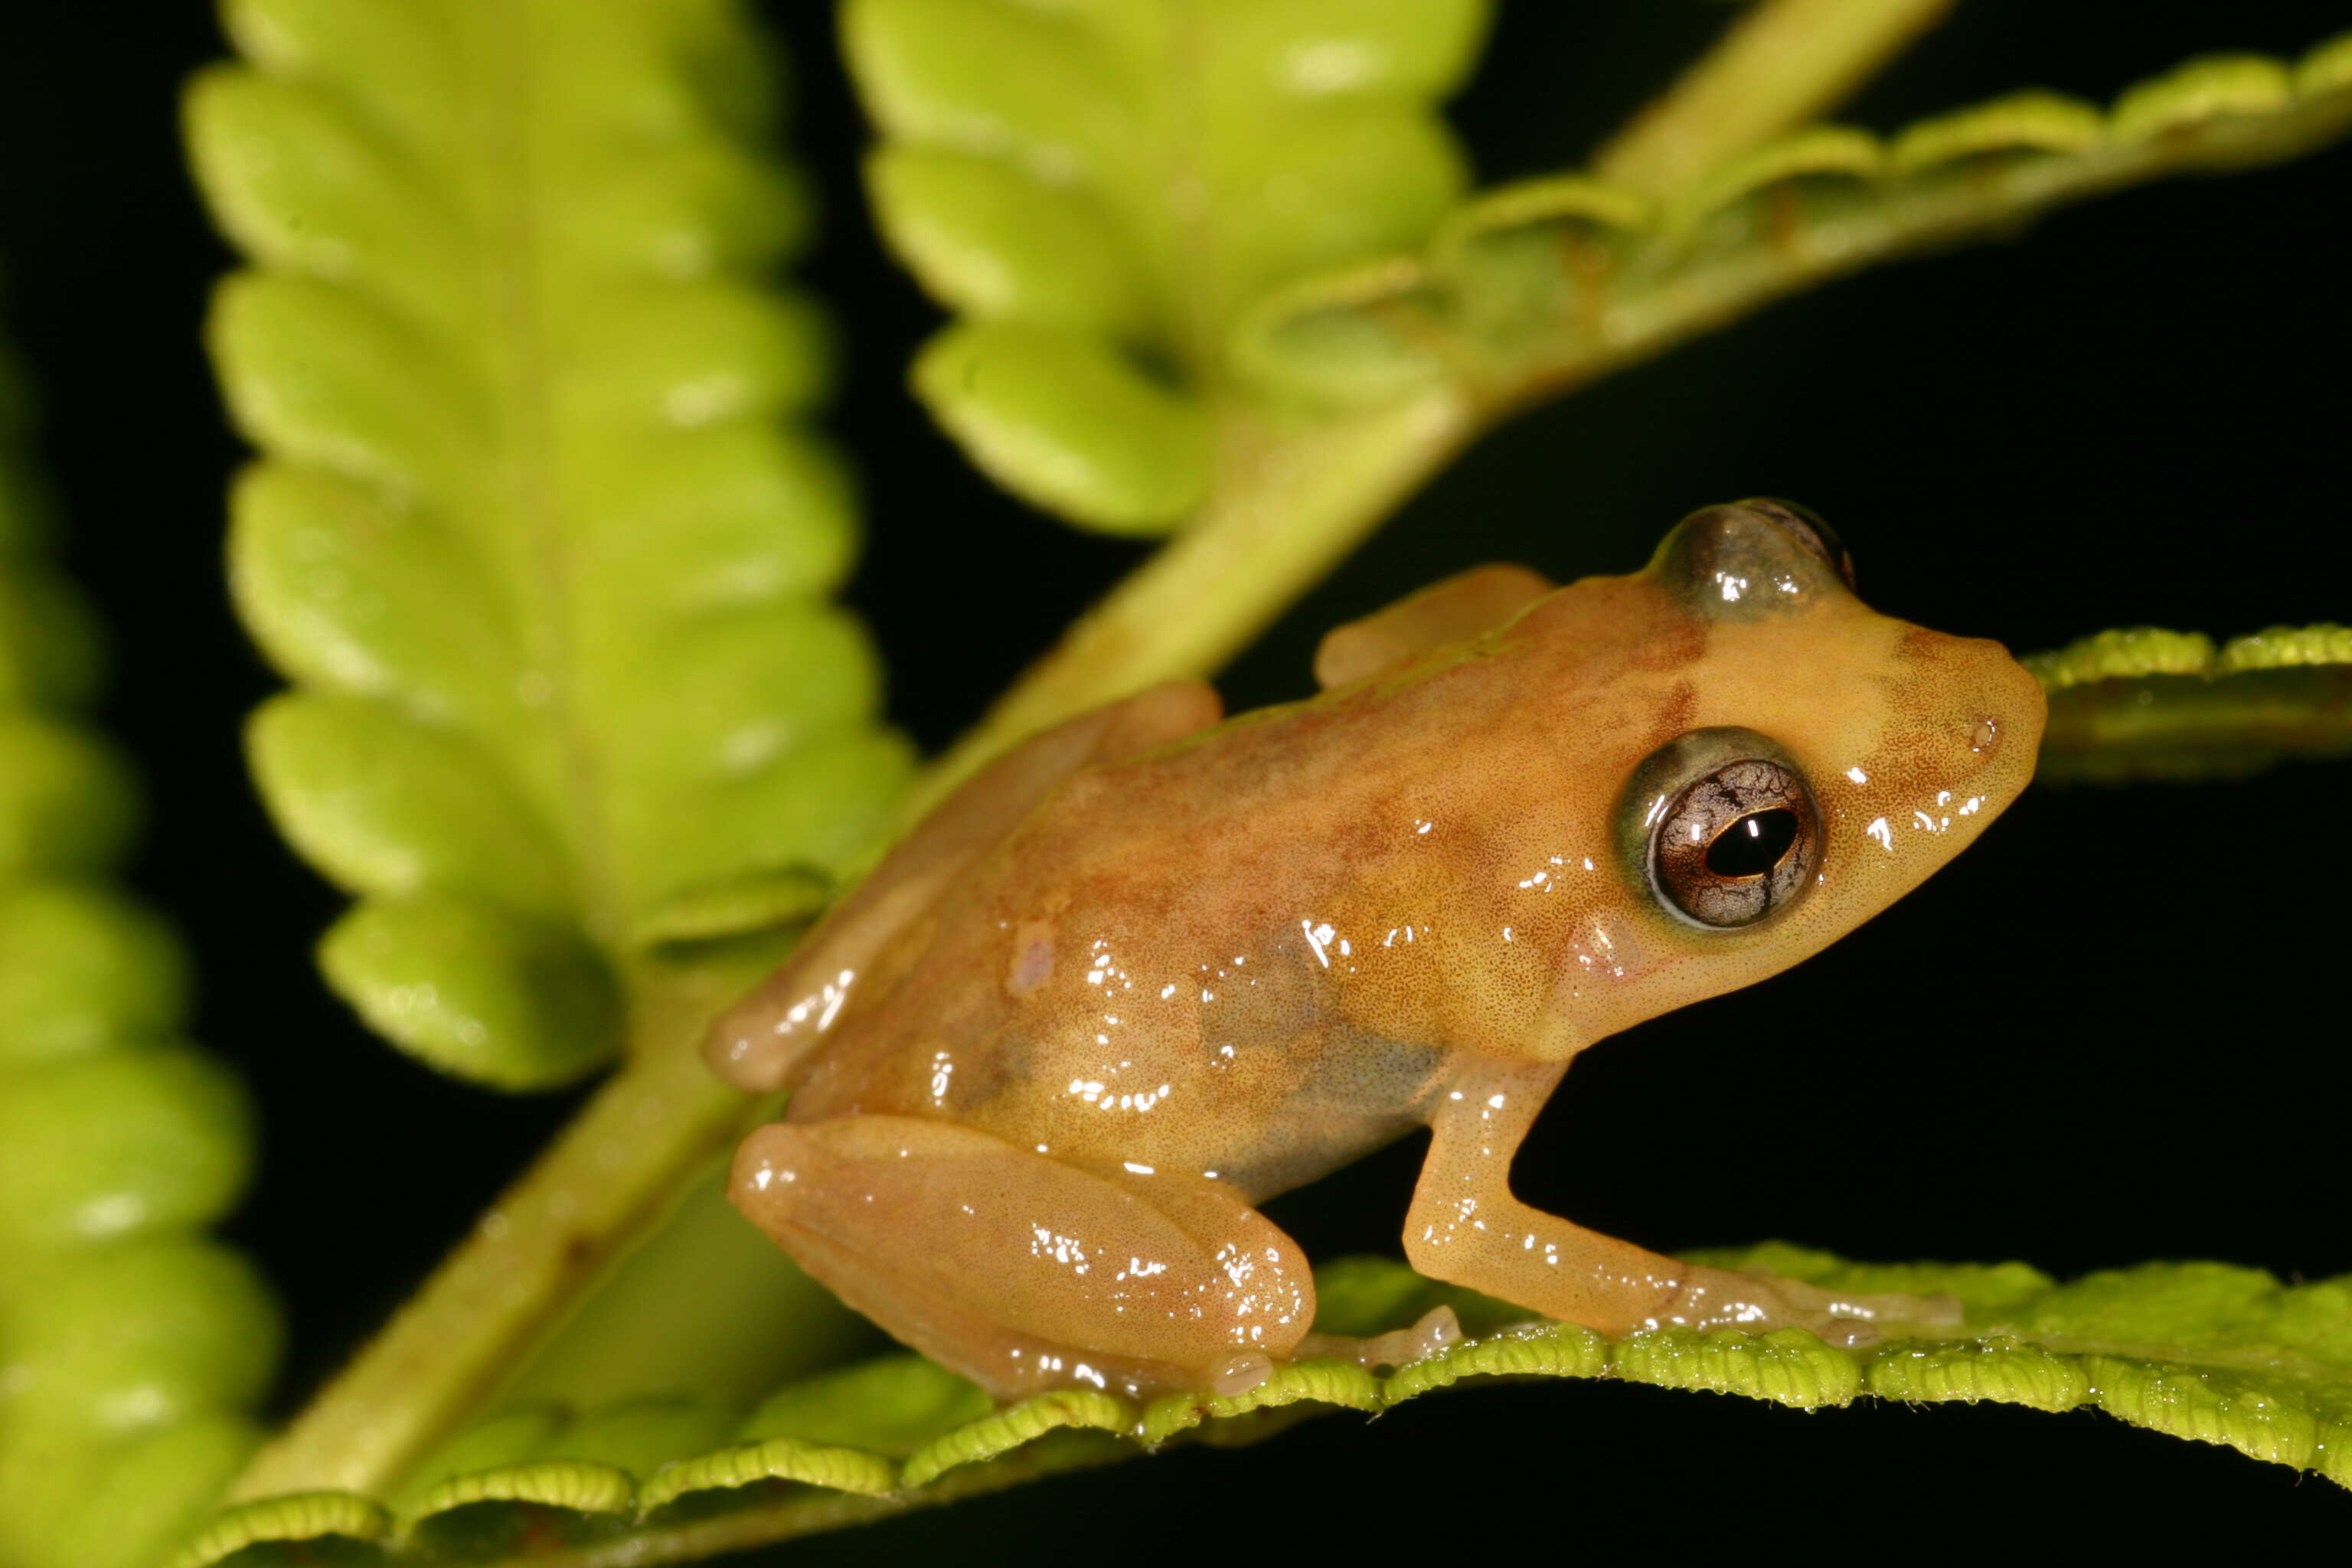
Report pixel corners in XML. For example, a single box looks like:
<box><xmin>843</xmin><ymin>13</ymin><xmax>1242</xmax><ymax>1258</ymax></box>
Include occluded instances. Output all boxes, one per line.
<box><xmin>1306</xmin><ymin>1251</ymin><xmax>1524</xmax><ymax>1338</ymax></box>
<box><xmin>1233</xmin><ymin>34</ymin><xmax>2352</xmax><ymax>410</ymax></box>
<box><xmin>190</xmin><ymin>0</ymin><xmax>913</xmax><ymax>1093</ymax></box>
<box><xmin>0</xmin><ymin>882</ymin><xmax>189</xmax><ymax>1067</ymax></box>
<box><xmin>0</xmin><ymin>1048</ymin><xmax>253</xmax><ymax>1250</ymax></box>
<box><xmin>736</xmin><ymin>1355</ymin><xmax>992</xmax><ymax>1458</ymax></box>
<box><xmin>172</xmin><ymin>1488</ymin><xmax>390</xmax><ymax>1568</ymax></box>
<box><xmin>911</xmin><ymin>322</ymin><xmax>1213</xmax><ymax>534</ymax></box>
<box><xmin>0</xmin><ymin>292</ymin><xmax>277</xmax><ymax>1568</ymax></box>
<box><xmin>0</xmin><ymin>560</ymin><xmax>103</xmax><ymax>707</ymax></box>
<box><xmin>401</xmin><ymin>1462</ymin><xmax>638</xmax><ymax>1557</ymax></box>
<box><xmin>848</xmin><ymin>0</ymin><xmax>1489</xmax><ymax>531</ymax></box>
<box><xmin>4</xmin><ymin>1239</ymin><xmax>281</xmax><ymax>1439</ymax></box>
<box><xmin>533</xmin><ymin>1399</ymin><xmax>739</xmax><ymax>1482</ymax></box>
<box><xmin>636</xmin><ymin>1436</ymin><xmax>897</xmax><ymax>1514</ymax></box>
<box><xmin>48</xmin><ymin>1416</ymin><xmax>262</xmax><ymax>1568</ymax></box>
<box><xmin>625</xmin><ymin>866</ymin><xmax>831</xmax><ymax>952</ymax></box>
<box><xmin>389</xmin><ymin>1410</ymin><xmax>564</xmax><ymax>1515</ymax></box>
<box><xmin>2109</xmin><ymin>54</ymin><xmax>2292</xmax><ymax>141</ymax></box>
<box><xmin>227</xmin><ymin>463</ymin><xmax>518</xmax><ymax>727</ymax></box>
<box><xmin>181</xmin><ymin>1250</ymin><xmax>2352</xmax><ymax>1566</ymax></box>
<box><xmin>867</xmin><ymin>149</ymin><xmax>1151</xmax><ymax>337</ymax></box>
<box><xmin>317</xmin><ymin>895</ymin><xmax>622</xmax><ymax>1090</ymax></box>
<box><xmin>910</xmin><ymin>26</ymin><xmax>2352</xmax><ymax>822</ymax></box>
<box><xmin>2026</xmin><ymin>623</ymin><xmax>2352</xmax><ymax>782</ymax></box>
<box><xmin>247</xmin><ymin>694</ymin><xmax>573</xmax><ymax>914</ymax></box>
<box><xmin>184</xmin><ymin>0</ymin><xmax>923</xmax><ymax>1521</ymax></box>
<box><xmin>1884</xmin><ymin>90</ymin><xmax>2104</xmax><ymax>172</ymax></box>
<box><xmin>0</xmin><ymin>714</ymin><xmax>139</xmax><ymax>877</ymax></box>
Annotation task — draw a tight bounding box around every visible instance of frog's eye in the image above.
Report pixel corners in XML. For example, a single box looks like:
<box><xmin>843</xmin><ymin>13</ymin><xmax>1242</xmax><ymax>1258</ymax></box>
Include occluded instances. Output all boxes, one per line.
<box><xmin>1651</xmin><ymin>498</ymin><xmax>1857</xmax><ymax>612</ymax></box>
<box><xmin>1645</xmin><ymin>754</ymin><xmax>1820</xmax><ymax>929</ymax></box>
<box><xmin>1740</xmin><ymin>498</ymin><xmax>1855</xmax><ymax>591</ymax></box>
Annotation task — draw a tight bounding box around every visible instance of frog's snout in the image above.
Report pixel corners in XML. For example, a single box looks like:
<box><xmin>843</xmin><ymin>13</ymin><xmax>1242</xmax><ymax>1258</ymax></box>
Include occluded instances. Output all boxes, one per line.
<box><xmin>1915</xmin><ymin>632</ymin><xmax>2049</xmax><ymax>806</ymax></box>
<box><xmin>1971</xmin><ymin>635</ymin><xmax>2047</xmax><ymax>753</ymax></box>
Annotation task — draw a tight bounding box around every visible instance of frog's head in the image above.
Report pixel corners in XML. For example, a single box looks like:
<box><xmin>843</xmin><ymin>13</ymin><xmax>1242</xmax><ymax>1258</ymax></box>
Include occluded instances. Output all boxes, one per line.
<box><xmin>1529</xmin><ymin>498</ymin><xmax>2046</xmax><ymax>1046</ymax></box>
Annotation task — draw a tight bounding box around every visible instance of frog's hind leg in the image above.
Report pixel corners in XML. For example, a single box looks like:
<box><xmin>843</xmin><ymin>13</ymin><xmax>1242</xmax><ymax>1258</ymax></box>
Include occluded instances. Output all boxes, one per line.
<box><xmin>704</xmin><ymin>680</ymin><xmax>1222</xmax><ymax>1091</ymax></box>
<box><xmin>730</xmin><ymin>1115</ymin><xmax>1314</xmax><ymax>1400</ymax></box>
<box><xmin>1314</xmin><ymin>564</ymin><xmax>1555</xmax><ymax>689</ymax></box>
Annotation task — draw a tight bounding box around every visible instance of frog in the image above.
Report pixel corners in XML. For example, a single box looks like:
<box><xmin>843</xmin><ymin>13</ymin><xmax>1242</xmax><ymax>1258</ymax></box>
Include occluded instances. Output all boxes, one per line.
<box><xmin>703</xmin><ymin>499</ymin><xmax>2046</xmax><ymax>1403</ymax></box>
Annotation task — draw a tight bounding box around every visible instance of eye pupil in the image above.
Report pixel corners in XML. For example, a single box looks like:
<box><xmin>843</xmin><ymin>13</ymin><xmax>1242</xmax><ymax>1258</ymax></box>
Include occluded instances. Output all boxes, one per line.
<box><xmin>1705</xmin><ymin>808</ymin><xmax>1798</xmax><ymax>878</ymax></box>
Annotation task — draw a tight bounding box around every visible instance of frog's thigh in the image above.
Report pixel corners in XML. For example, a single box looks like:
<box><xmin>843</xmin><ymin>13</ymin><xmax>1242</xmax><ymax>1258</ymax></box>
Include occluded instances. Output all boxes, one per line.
<box><xmin>731</xmin><ymin>1116</ymin><xmax>1315</xmax><ymax>1398</ymax></box>
<box><xmin>1314</xmin><ymin>564</ymin><xmax>1555</xmax><ymax>688</ymax></box>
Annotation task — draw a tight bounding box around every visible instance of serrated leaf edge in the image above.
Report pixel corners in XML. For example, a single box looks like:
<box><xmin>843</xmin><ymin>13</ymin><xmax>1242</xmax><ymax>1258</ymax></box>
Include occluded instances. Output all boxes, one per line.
<box><xmin>1236</xmin><ymin>31</ymin><xmax>2352</xmax><ymax>404</ymax></box>
<box><xmin>176</xmin><ymin>1264</ymin><xmax>2352</xmax><ymax>1566</ymax></box>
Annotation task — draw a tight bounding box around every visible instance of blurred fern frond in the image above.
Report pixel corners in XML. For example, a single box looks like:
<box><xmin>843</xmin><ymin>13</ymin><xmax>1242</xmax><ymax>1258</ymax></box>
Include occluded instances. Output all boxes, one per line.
<box><xmin>183</xmin><ymin>0</ymin><xmax>908</xmax><ymax>1507</ymax></box>
<box><xmin>0</xmin><ymin>295</ymin><xmax>279</xmax><ymax>1568</ymax></box>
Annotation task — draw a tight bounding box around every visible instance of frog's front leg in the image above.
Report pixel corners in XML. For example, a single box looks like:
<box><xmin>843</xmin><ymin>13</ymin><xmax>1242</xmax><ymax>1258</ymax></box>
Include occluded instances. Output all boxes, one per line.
<box><xmin>1402</xmin><ymin>1061</ymin><xmax>1957</xmax><ymax>1346</ymax></box>
<box><xmin>730</xmin><ymin>1116</ymin><xmax>1315</xmax><ymax>1400</ymax></box>
<box><xmin>1314</xmin><ymin>564</ymin><xmax>1554</xmax><ymax>688</ymax></box>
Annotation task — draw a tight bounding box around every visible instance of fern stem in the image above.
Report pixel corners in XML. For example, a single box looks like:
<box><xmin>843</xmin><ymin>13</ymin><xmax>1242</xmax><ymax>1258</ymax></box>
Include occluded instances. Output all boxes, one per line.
<box><xmin>466</xmin><ymin>0</ymin><xmax>624</xmax><ymax>947</ymax></box>
<box><xmin>901</xmin><ymin>391</ymin><xmax>1475</xmax><ymax>822</ymax></box>
<box><xmin>226</xmin><ymin>967</ymin><xmax>746</xmax><ymax>1501</ymax></box>
<box><xmin>1592</xmin><ymin>0</ymin><xmax>1954</xmax><ymax>195</ymax></box>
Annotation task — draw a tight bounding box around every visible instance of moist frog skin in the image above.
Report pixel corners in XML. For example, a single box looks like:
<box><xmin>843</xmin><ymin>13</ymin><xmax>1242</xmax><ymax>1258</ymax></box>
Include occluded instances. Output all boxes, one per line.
<box><xmin>704</xmin><ymin>500</ymin><xmax>2047</xmax><ymax>1401</ymax></box>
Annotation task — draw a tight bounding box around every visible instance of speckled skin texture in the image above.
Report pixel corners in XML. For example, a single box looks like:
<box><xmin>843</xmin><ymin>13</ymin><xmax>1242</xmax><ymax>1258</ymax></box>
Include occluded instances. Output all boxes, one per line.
<box><xmin>706</xmin><ymin>504</ymin><xmax>2047</xmax><ymax>1400</ymax></box>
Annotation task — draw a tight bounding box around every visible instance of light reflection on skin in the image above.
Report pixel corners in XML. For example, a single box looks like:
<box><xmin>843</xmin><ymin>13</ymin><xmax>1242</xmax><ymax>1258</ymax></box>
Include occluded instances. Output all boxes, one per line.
<box><xmin>708</xmin><ymin>967</ymin><xmax>856</xmax><ymax>1083</ymax></box>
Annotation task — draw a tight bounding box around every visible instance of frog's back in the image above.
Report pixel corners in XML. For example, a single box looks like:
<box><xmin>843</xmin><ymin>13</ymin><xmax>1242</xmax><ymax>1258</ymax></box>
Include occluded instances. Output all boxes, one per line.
<box><xmin>782</xmin><ymin>578</ymin><xmax>1689</xmax><ymax>1192</ymax></box>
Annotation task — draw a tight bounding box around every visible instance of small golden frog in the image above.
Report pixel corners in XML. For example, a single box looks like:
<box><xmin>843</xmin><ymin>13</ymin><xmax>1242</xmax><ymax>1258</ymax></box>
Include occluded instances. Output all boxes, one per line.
<box><xmin>705</xmin><ymin>501</ymin><xmax>2044</xmax><ymax>1400</ymax></box>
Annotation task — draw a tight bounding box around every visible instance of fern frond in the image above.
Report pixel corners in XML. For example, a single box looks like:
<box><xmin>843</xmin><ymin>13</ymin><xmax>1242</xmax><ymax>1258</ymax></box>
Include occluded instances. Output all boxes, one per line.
<box><xmin>2027</xmin><ymin>624</ymin><xmax>2352</xmax><ymax>782</ymax></box>
<box><xmin>191</xmin><ymin>0</ymin><xmax>909</xmax><ymax>1089</ymax></box>
<box><xmin>171</xmin><ymin>1249</ymin><xmax>2352</xmax><ymax>1568</ymax></box>
<box><xmin>846</xmin><ymin>0</ymin><xmax>1491</xmax><ymax>532</ymax></box>
<box><xmin>0</xmin><ymin>299</ymin><xmax>279</xmax><ymax>1568</ymax></box>
<box><xmin>909</xmin><ymin>32</ymin><xmax>2352</xmax><ymax>810</ymax></box>
<box><xmin>1236</xmin><ymin>38</ymin><xmax>2352</xmax><ymax>410</ymax></box>
<box><xmin>184</xmin><ymin>0</ymin><xmax>906</xmax><ymax>1509</ymax></box>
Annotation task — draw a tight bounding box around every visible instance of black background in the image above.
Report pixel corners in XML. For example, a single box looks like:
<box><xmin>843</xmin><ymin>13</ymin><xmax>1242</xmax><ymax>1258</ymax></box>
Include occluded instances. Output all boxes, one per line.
<box><xmin>2</xmin><ymin>0</ymin><xmax>2349</xmax><ymax>1560</ymax></box>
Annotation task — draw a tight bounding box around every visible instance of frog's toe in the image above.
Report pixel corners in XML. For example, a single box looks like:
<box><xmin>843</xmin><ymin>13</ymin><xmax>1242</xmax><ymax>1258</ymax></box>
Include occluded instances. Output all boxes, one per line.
<box><xmin>1381</xmin><ymin>1304</ymin><xmax>1464</xmax><ymax>1367</ymax></box>
<box><xmin>1210</xmin><ymin>1351</ymin><xmax>1276</xmax><ymax>1398</ymax></box>
<box><xmin>1833</xmin><ymin>1285</ymin><xmax>1965</xmax><ymax>1334</ymax></box>
<box><xmin>1772</xmin><ymin>1277</ymin><xmax>1963</xmax><ymax>1341</ymax></box>
<box><xmin>1816</xmin><ymin>1316</ymin><xmax>1883</xmax><ymax>1350</ymax></box>
<box><xmin>1912</xmin><ymin>1290</ymin><xmax>1965</xmax><ymax>1328</ymax></box>
<box><xmin>1293</xmin><ymin>1305</ymin><xmax>1464</xmax><ymax>1374</ymax></box>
